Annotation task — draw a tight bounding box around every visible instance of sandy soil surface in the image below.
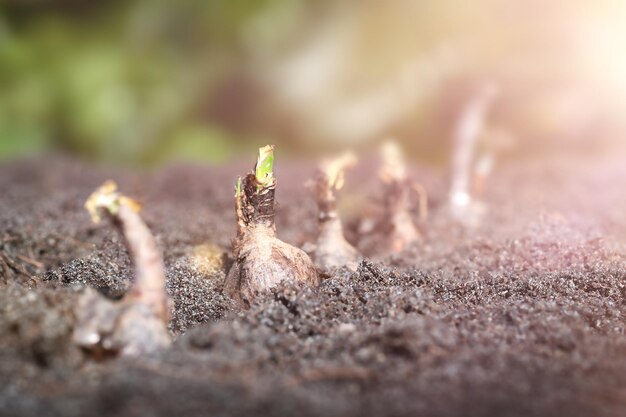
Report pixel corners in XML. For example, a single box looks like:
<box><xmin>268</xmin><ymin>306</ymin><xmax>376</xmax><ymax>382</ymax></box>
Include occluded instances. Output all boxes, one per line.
<box><xmin>0</xmin><ymin>153</ymin><xmax>625</xmax><ymax>417</ymax></box>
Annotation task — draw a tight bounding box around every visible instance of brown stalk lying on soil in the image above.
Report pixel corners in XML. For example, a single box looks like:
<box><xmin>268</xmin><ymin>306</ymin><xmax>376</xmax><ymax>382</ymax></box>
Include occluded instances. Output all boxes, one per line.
<box><xmin>223</xmin><ymin>145</ymin><xmax>319</xmax><ymax>308</ymax></box>
<box><xmin>73</xmin><ymin>181</ymin><xmax>171</xmax><ymax>357</ymax></box>
<box><xmin>310</xmin><ymin>152</ymin><xmax>361</xmax><ymax>271</ymax></box>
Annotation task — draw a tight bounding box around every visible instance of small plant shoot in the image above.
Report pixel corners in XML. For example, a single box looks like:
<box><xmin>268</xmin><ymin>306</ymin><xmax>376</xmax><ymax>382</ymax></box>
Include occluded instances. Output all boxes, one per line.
<box><xmin>74</xmin><ymin>181</ymin><xmax>171</xmax><ymax>357</ymax></box>
<box><xmin>255</xmin><ymin>144</ymin><xmax>276</xmax><ymax>188</ymax></box>
<box><xmin>223</xmin><ymin>145</ymin><xmax>319</xmax><ymax>307</ymax></box>
<box><xmin>310</xmin><ymin>152</ymin><xmax>361</xmax><ymax>271</ymax></box>
<box><xmin>378</xmin><ymin>140</ymin><xmax>422</xmax><ymax>253</ymax></box>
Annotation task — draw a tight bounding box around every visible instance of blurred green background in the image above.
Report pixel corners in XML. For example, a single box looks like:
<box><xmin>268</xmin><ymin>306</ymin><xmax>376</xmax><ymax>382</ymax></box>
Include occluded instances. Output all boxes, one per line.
<box><xmin>1</xmin><ymin>0</ymin><xmax>287</xmax><ymax>165</ymax></box>
<box><xmin>1</xmin><ymin>0</ymin><xmax>625</xmax><ymax>165</ymax></box>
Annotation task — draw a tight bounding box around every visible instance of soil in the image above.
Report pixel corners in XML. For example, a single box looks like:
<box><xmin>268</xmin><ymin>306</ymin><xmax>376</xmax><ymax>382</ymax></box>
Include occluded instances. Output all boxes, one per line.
<box><xmin>1</xmin><ymin>152</ymin><xmax>625</xmax><ymax>417</ymax></box>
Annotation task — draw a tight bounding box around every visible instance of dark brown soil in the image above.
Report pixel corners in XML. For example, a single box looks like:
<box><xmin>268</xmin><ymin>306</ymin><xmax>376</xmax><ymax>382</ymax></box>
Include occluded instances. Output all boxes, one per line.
<box><xmin>1</xmin><ymin>153</ymin><xmax>625</xmax><ymax>417</ymax></box>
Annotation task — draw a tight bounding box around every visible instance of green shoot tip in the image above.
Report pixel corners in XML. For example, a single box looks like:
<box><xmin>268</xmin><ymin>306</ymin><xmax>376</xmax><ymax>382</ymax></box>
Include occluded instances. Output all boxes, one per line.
<box><xmin>255</xmin><ymin>145</ymin><xmax>275</xmax><ymax>187</ymax></box>
<box><xmin>235</xmin><ymin>177</ymin><xmax>242</xmax><ymax>198</ymax></box>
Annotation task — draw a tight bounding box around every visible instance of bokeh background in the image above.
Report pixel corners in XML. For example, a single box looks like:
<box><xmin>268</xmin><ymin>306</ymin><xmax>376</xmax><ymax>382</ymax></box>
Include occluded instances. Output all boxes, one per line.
<box><xmin>2</xmin><ymin>0</ymin><xmax>626</xmax><ymax>166</ymax></box>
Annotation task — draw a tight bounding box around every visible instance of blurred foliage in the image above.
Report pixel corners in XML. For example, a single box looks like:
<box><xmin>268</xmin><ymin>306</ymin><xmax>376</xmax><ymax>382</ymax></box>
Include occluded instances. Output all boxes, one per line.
<box><xmin>0</xmin><ymin>0</ymin><xmax>298</xmax><ymax>165</ymax></box>
<box><xmin>1</xmin><ymin>1</ymin><xmax>622</xmax><ymax>164</ymax></box>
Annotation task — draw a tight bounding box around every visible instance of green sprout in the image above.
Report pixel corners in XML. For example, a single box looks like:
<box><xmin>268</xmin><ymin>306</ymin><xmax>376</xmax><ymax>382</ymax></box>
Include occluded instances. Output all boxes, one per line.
<box><xmin>235</xmin><ymin>176</ymin><xmax>243</xmax><ymax>198</ymax></box>
<box><xmin>254</xmin><ymin>144</ymin><xmax>275</xmax><ymax>189</ymax></box>
<box><xmin>223</xmin><ymin>144</ymin><xmax>319</xmax><ymax>307</ymax></box>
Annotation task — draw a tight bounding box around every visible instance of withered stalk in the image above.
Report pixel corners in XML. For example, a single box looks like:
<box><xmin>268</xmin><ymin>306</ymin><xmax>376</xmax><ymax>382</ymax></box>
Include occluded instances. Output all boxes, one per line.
<box><xmin>74</xmin><ymin>181</ymin><xmax>170</xmax><ymax>357</ymax></box>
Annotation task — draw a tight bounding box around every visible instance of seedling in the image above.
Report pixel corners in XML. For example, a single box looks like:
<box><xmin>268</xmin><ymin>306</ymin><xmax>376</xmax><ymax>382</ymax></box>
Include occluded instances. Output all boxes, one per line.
<box><xmin>73</xmin><ymin>181</ymin><xmax>171</xmax><ymax>357</ymax></box>
<box><xmin>310</xmin><ymin>152</ymin><xmax>361</xmax><ymax>271</ymax></box>
<box><xmin>448</xmin><ymin>82</ymin><xmax>498</xmax><ymax>225</ymax></box>
<box><xmin>223</xmin><ymin>145</ymin><xmax>319</xmax><ymax>307</ymax></box>
<box><xmin>378</xmin><ymin>141</ymin><xmax>423</xmax><ymax>253</ymax></box>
